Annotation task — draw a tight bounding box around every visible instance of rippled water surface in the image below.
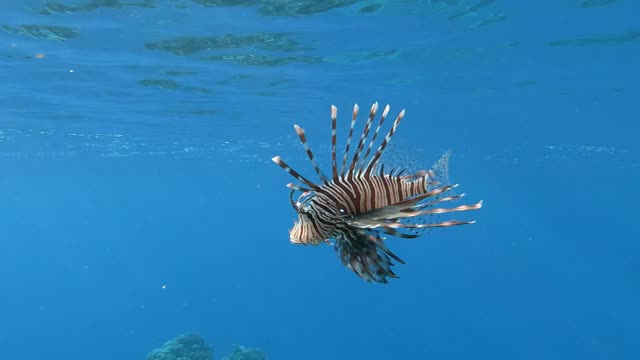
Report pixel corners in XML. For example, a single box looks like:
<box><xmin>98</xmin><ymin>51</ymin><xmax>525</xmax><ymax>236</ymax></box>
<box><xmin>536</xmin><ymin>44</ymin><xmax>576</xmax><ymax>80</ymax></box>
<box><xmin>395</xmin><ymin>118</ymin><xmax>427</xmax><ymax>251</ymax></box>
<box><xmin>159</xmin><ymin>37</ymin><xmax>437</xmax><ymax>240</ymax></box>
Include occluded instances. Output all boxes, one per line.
<box><xmin>1</xmin><ymin>1</ymin><xmax>638</xmax><ymax>360</ymax></box>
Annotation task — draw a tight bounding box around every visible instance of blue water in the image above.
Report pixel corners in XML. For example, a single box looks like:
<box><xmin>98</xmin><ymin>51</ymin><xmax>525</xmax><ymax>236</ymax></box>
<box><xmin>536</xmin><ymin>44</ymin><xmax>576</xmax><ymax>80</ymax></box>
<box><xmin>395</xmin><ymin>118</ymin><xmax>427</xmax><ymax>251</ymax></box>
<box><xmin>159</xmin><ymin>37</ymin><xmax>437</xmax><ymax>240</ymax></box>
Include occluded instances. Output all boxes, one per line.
<box><xmin>1</xmin><ymin>1</ymin><xmax>639</xmax><ymax>359</ymax></box>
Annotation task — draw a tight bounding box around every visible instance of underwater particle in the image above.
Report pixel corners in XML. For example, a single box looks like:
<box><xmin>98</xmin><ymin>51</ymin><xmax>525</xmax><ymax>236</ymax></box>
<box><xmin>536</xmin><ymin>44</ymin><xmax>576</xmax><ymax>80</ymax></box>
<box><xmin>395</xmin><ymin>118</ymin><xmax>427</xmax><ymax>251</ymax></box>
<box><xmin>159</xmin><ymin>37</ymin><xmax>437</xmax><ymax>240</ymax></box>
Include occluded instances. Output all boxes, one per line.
<box><xmin>161</xmin><ymin>284</ymin><xmax>167</xmax><ymax>289</ymax></box>
<box><xmin>34</xmin><ymin>52</ymin><xmax>45</xmax><ymax>59</ymax></box>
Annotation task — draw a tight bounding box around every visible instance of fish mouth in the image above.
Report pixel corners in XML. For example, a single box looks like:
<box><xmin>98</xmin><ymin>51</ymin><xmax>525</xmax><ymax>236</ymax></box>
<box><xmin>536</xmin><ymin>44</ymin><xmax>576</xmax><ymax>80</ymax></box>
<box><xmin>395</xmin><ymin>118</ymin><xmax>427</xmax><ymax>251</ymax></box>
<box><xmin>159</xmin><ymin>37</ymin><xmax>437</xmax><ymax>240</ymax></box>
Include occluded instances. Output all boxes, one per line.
<box><xmin>288</xmin><ymin>227</ymin><xmax>299</xmax><ymax>244</ymax></box>
<box><xmin>289</xmin><ymin>234</ymin><xmax>302</xmax><ymax>244</ymax></box>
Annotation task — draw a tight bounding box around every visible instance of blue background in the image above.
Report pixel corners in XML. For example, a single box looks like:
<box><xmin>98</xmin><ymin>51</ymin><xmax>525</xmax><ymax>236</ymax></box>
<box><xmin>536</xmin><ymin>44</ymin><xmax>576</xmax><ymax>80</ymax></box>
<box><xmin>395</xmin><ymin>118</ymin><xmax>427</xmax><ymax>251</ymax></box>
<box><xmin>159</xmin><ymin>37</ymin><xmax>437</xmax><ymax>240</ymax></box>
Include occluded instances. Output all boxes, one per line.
<box><xmin>1</xmin><ymin>1</ymin><xmax>638</xmax><ymax>359</ymax></box>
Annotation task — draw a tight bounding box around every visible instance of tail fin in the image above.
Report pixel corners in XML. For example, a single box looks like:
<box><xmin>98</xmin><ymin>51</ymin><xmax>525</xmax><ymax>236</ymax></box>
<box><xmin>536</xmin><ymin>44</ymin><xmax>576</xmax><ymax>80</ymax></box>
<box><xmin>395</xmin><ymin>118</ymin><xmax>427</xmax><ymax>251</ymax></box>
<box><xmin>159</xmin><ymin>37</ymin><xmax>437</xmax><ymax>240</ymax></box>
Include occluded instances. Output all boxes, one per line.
<box><xmin>426</xmin><ymin>150</ymin><xmax>451</xmax><ymax>188</ymax></box>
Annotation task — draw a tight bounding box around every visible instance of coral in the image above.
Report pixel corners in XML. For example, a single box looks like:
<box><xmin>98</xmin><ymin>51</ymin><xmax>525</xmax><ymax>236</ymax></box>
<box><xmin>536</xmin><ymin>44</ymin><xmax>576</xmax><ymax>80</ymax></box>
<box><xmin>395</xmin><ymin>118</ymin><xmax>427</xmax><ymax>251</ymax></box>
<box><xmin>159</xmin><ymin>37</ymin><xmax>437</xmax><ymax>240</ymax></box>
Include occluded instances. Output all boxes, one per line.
<box><xmin>146</xmin><ymin>332</ymin><xmax>213</xmax><ymax>360</ymax></box>
<box><xmin>222</xmin><ymin>344</ymin><xmax>268</xmax><ymax>360</ymax></box>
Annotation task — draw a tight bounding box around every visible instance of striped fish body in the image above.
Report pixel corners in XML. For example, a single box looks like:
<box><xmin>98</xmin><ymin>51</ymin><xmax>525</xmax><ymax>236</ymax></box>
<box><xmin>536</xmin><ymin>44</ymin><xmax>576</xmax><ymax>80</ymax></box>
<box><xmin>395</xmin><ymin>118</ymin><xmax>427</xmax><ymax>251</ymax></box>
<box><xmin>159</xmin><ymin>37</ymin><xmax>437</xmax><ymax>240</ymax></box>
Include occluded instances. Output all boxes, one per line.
<box><xmin>273</xmin><ymin>103</ymin><xmax>482</xmax><ymax>283</ymax></box>
<box><xmin>319</xmin><ymin>173</ymin><xmax>431</xmax><ymax>216</ymax></box>
<box><xmin>293</xmin><ymin>173</ymin><xmax>431</xmax><ymax>242</ymax></box>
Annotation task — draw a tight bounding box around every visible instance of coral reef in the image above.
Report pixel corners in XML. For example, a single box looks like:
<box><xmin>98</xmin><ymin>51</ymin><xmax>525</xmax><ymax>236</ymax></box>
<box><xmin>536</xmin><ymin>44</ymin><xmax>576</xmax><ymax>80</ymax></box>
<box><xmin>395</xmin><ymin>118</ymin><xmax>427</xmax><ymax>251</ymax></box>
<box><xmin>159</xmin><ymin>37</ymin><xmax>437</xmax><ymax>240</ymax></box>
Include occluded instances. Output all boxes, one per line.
<box><xmin>146</xmin><ymin>333</ymin><xmax>267</xmax><ymax>360</ymax></box>
<box><xmin>222</xmin><ymin>345</ymin><xmax>268</xmax><ymax>360</ymax></box>
<box><xmin>146</xmin><ymin>332</ymin><xmax>213</xmax><ymax>360</ymax></box>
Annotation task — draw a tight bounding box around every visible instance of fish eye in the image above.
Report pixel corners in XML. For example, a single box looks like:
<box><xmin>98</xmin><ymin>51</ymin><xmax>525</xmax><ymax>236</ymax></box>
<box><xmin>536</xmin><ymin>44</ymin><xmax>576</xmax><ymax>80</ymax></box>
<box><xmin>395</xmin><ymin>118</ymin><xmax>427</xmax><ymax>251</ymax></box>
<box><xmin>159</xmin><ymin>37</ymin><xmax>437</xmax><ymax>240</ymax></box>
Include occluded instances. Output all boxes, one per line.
<box><xmin>300</xmin><ymin>210</ymin><xmax>313</xmax><ymax>220</ymax></box>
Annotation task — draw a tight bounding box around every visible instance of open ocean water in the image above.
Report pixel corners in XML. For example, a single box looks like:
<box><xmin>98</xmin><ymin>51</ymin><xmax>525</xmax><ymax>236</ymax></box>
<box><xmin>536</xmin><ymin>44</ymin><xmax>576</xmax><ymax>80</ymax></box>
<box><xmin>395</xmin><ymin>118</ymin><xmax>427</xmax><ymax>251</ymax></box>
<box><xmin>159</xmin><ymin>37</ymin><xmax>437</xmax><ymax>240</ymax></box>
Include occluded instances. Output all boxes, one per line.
<box><xmin>1</xmin><ymin>1</ymin><xmax>639</xmax><ymax>359</ymax></box>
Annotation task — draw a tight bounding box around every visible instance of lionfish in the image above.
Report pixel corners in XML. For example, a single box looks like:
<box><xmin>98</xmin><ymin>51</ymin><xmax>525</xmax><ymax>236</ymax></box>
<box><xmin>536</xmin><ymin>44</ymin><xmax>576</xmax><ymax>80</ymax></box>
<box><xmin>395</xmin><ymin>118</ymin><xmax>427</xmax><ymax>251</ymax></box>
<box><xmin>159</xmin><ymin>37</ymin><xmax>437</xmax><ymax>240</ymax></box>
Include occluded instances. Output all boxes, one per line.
<box><xmin>272</xmin><ymin>103</ymin><xmax>482</xmax><ymax>283</ymax></box>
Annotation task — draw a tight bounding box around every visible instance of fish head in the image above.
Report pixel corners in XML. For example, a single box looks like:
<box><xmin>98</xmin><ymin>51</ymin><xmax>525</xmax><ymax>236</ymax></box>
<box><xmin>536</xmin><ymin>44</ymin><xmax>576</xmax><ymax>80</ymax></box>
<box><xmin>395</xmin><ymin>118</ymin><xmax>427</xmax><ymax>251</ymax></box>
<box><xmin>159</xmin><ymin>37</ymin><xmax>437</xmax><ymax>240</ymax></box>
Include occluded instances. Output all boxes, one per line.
<box><xmin>289</xmin><ymin>208</ymin><xmax>326</xmax><ymax>245</ymax></box>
